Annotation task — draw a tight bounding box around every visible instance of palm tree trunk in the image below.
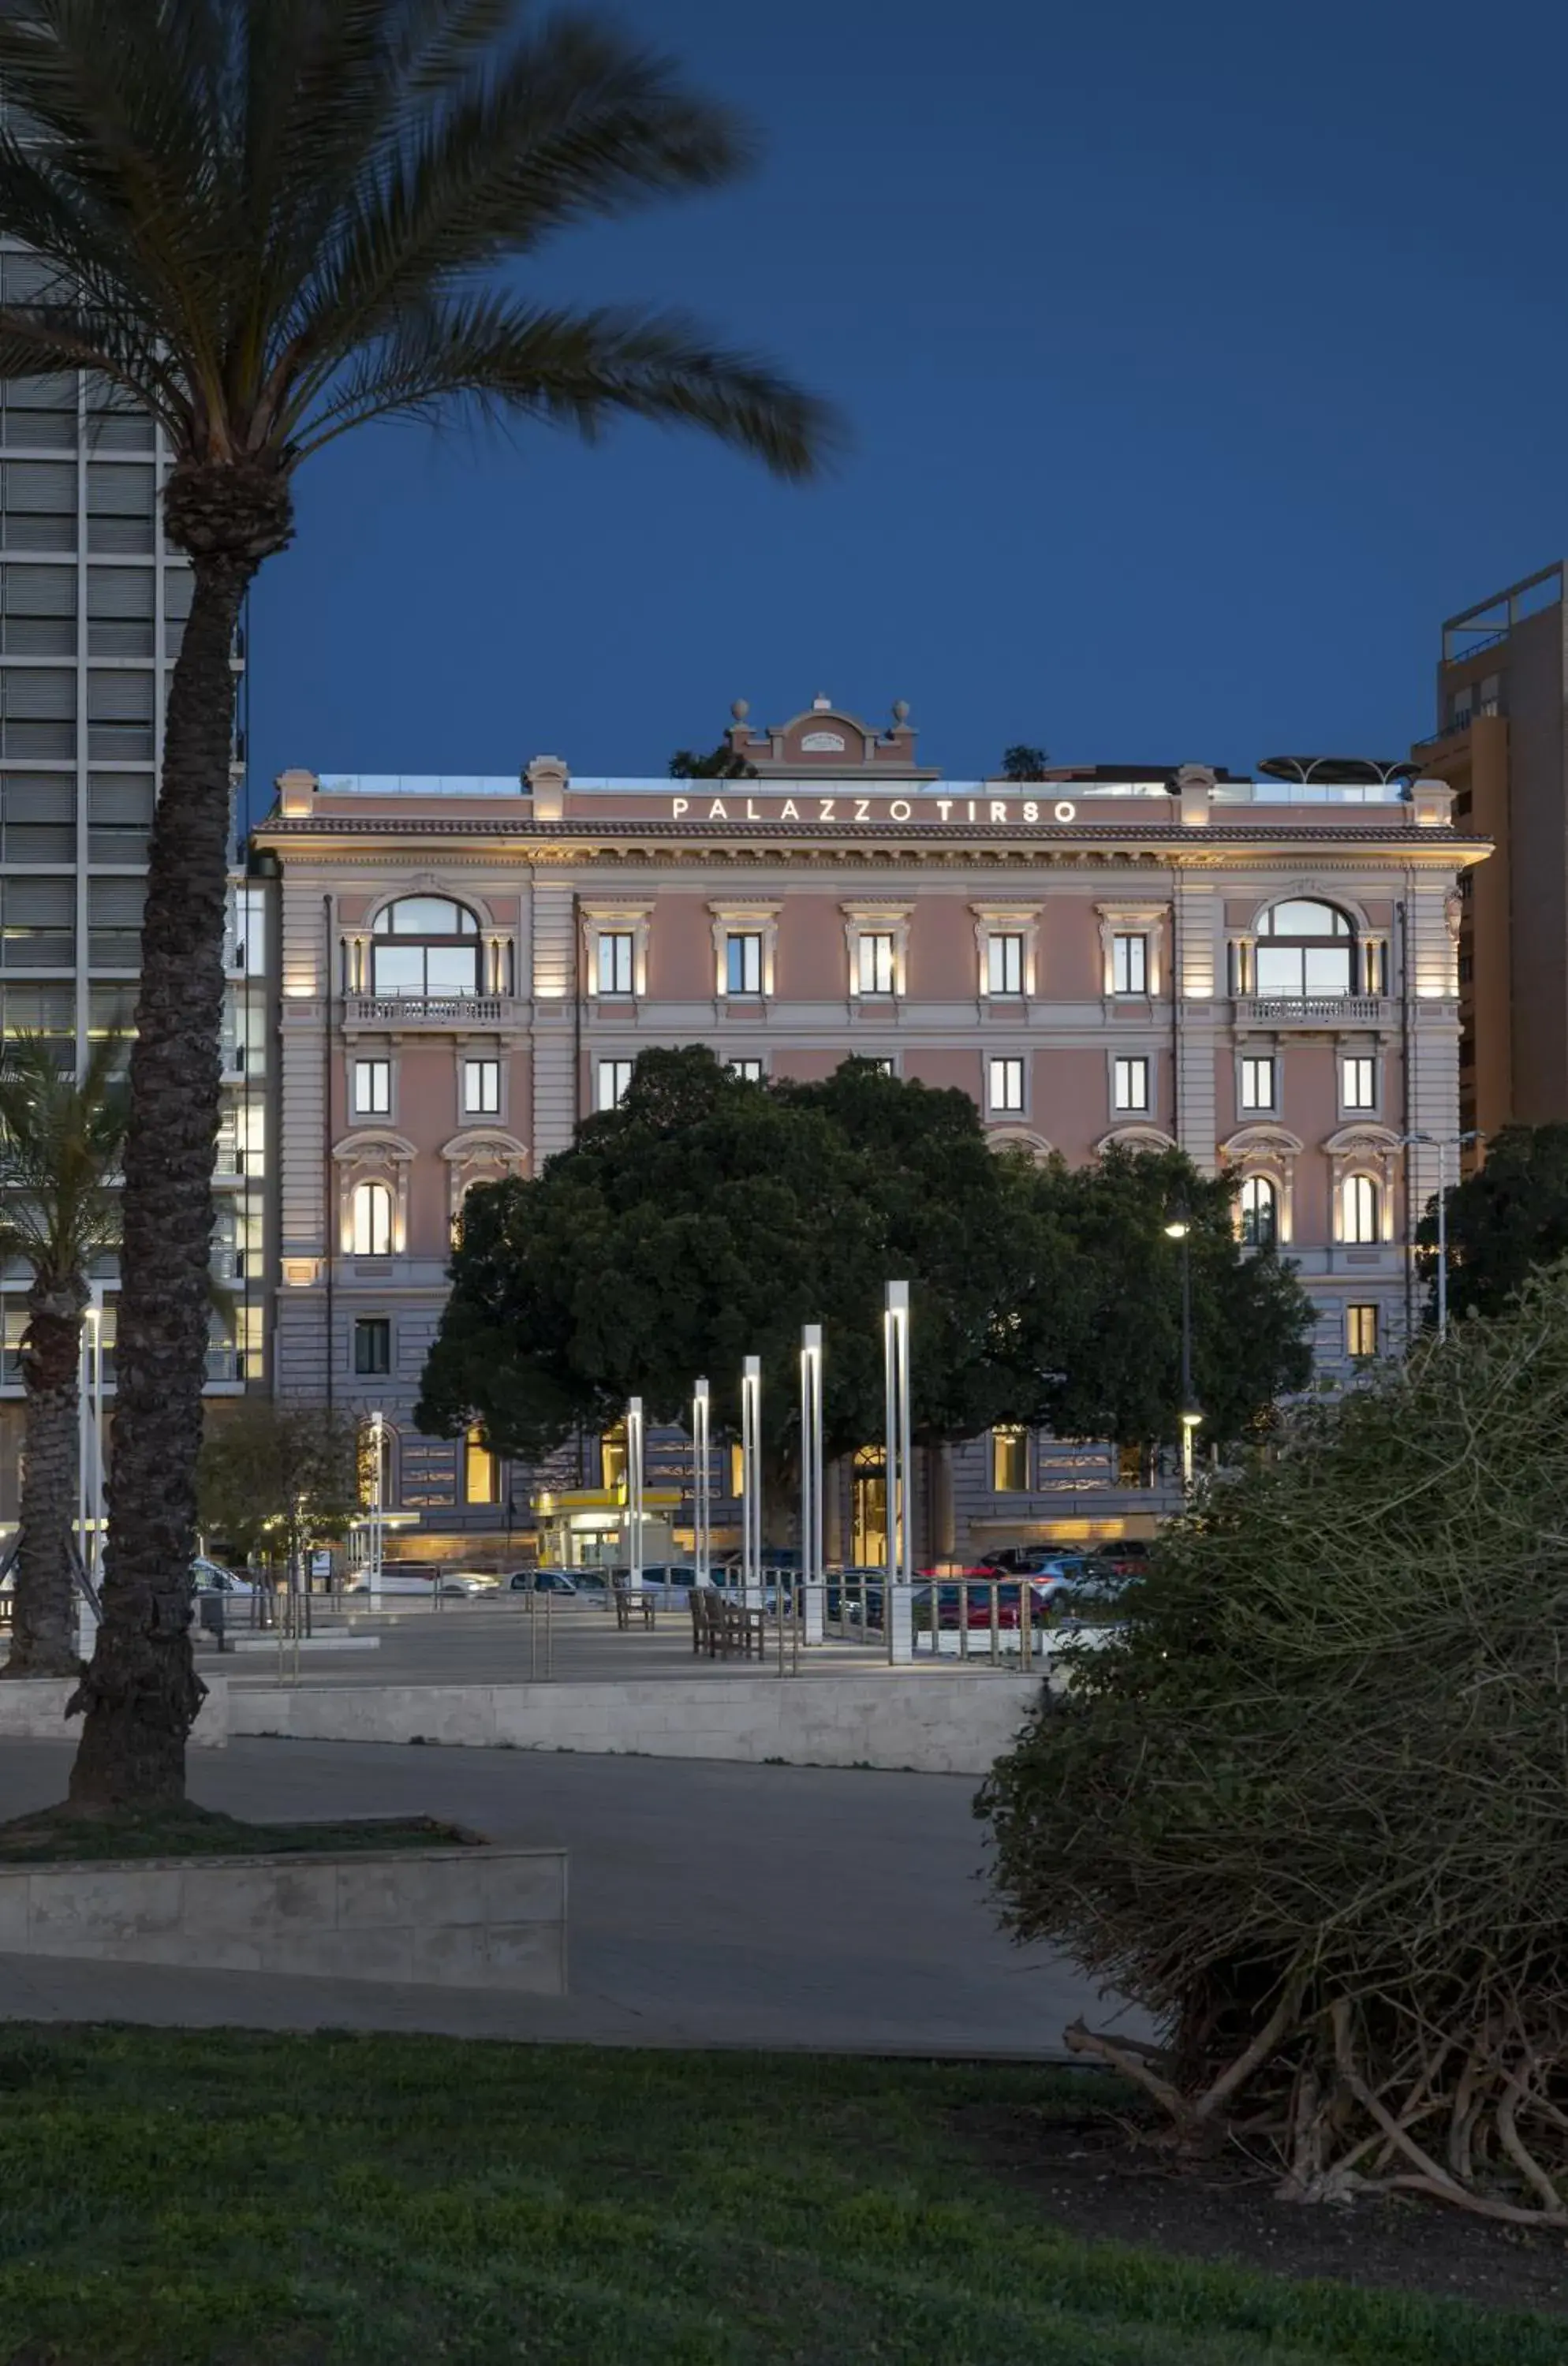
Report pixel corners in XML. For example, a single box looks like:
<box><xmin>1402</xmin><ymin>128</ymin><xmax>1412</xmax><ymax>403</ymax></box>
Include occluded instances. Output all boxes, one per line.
<box><xmin>4</xmin><ymin>1282</ymin><xmax>85</xmax><ymax>1680</ymax></box>
<box><xmin>68</xmin><ymin>472</ymin><xmax>286</xmax><ymax>1806</ymax></box>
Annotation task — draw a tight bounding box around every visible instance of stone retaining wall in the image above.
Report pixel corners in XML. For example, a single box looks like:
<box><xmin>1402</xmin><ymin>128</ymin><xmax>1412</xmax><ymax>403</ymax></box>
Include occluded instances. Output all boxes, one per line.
<box><xmin>0</xmin><ymin>1842</ymin><xmax>566</xmax><ymax>1991</ymax></box>
<box><xmin>0</xmin><ymin>1674</ymin><xmax>228</xmax><ymax>1749</ymax></box>
<box><xmin>232</xmin><ymin>1671</ymin><xmax>1037</xmax><ymax>1776</ymax></box>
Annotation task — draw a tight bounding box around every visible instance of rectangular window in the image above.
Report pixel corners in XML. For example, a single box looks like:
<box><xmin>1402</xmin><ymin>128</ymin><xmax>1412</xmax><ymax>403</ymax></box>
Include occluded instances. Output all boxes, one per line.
<box><xmin>1112</xmin><ymin>933</ymin><xmax>1148</xmax><ymax>995</ymax></box>
<box><xmin>597</xmin><ymin>1057</ymin><xmax>633</xmax><ymax>1112</ymax></box>
<box><xmin>988</xmin><ymin>1056</ymin><xmax>1025</xmax><ymax>1113</ymax></box>
<box><xmin>463</xmin><ymin>1058</ymin><xmax>501</xmax><ymax>1115</ymax></box>
<box><xmin>1346</xmin><ymin>1304</ymin><xmax>1379</xmax><ymax>1360</ymax></box>
<box><xmin>596</xmin><ymin>931</ymin><xmax>634</xmax><ymax>995</ymax></box>
<box><xmin>1364</xmin><ymin>942</ymin><xmax>1386</xmax><ymax>995</ymax></box>
<box><xmin>991</xmin><ymin>1429</ymin><xmax>1028</xmax><ymax>1491</ymax></box>
<box><xmin>1342</xmin><ymin>1174</ymin><xmax>1379</xmax><ymax>1245</ymax></box>
<box><xmin>728</xmin><ymin>1058</ymin><xmax>763</xmax><ymax>1082</ymax></box>
<box><xmin>1240</xmin><ymin>1056</ymin><xmax>1275</xmax><ymax>1112</ymax></box>
<box><xmin>986</xmin><ymin>933</ymin><xmax>1025</xmax><ymax>995</ymax></box>
<box><xmin>868</xmin><ymin>1057</ymin><xmax>896</xmax><ymax>1077</ymax></box>
<box><xmin>857</xmin><ymin>931</ymin><xmax>896</xmax><ymax>994</ymax></box>
<box><xmin>464</xmin><ymin>1424</ymin><xmax>498</xmax><ymax>1505</ymax></box>
<box><xmin>1341</xmin><ymin>1056</ymin><xmax>1376</xmax><ymax>1111</ymax></box>
<box><xmin>1113</xmin><ymin>1056</ymin><xmax>1149</xmax><ymax>1112</ymax></box>
<box><xmin>353</xmin><ymin>1058</ymin><xmax>390</xmax><ymax>1116</ymax></box>
<box><xmin>724</xmin><ymin>932</ymin><xmax>763</xmax><ymax>995</ymax></box>
<box><xmin>353</xmin><ymin>1318</ymin><xmax>390</xmax><ymax>1376</ymax></box>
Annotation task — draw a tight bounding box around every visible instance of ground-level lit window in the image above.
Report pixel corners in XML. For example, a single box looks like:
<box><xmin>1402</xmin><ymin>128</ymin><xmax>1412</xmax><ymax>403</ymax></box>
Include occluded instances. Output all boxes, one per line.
<box><xmin>991</xmin><ymin>1427</ymin><xmax>1028</xmax><ymax>1491</ymax></box>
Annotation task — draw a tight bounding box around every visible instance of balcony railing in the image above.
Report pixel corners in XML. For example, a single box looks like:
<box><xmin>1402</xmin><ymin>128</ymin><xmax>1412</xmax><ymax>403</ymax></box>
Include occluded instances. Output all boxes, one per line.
<box><xmin>346</xmin><ymin>995</ymin><xmax>506</xmax><ymax>1026</ymax></box>
<box><xmin>1234</xmin><ymin>995</ymin><xmax>1387</xmax><ymax>1027</ymax></box>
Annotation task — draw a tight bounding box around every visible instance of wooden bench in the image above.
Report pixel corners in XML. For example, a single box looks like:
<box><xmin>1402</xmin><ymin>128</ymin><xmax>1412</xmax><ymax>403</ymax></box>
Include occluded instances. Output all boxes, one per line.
<box><xmin>612</xmin><ymin>1580</ymin><xmax>655</xmax><ymax>1631</ymax></box>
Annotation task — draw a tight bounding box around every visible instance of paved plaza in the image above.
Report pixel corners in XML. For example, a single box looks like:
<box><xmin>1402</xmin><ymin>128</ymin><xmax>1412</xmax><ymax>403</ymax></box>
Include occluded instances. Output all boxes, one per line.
<box><xmin>0</xmin><ymin>1733</ymin><xmax>1141</xmax><ymax>2058</ymax></box>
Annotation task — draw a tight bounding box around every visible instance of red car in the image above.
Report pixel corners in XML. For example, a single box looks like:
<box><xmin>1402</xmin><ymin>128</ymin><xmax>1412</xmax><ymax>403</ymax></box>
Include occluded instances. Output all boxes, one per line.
<box><xmin>913</xmin><ymin>1571</ymin><xmax>1055</xmax><ymax>1630</ymax></box>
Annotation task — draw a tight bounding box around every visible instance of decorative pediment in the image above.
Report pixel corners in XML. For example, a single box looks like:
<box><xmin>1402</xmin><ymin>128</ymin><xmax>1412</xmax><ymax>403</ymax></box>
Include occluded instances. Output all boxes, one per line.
<box><xmin>1094</xmin><ymin>1124</ymin><xmax>1177</xmax><ymax>1155</ymax></box>
<box><xmin>1221</xmin><ymin>1124</ymin><xmax>1304</xmax><ymax>1162</ymax></box>
<box><xmin>1323</xmin><ymin>1122</ymin><xmax>1401</xmax><ymax>1159</ymax></box>
<box><xmin>332</xmin><ymin>1129</ymin><xmax>416</xmax><ymax>1164</ymax></box>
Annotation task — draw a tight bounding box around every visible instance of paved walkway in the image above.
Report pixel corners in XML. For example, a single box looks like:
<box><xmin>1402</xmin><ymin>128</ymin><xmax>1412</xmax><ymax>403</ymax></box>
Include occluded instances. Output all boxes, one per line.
<box><xmin>0</xmin><ymin>1737</ymin><xmax>1145</xmax><ymax>2058</ymax></box>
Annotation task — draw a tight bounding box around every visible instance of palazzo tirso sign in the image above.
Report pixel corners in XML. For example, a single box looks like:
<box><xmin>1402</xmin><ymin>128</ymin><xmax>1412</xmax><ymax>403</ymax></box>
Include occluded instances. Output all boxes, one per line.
<box><xmin>666</xmin><ymin>793</ymin><xmax>1083</xmax><ymax>824</ymax></box>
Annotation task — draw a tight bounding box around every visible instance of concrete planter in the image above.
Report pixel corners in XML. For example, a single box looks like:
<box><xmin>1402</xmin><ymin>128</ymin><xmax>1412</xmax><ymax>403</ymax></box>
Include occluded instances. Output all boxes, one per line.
<box><xmin>0</xmin><ymin>1840</ymin><xmax>566</xmax><ymax>1991</ymax></box>
<box><xmin>0</xmin><ymin>1674</ymin><xmax>228</xmax><ymax>1749</ymax></box>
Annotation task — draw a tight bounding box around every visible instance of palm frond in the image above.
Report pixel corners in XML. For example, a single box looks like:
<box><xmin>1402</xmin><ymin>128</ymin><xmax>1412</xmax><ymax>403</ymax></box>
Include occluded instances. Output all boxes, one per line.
<box><xmin>0</xmin><ymin>1033</ymin><xmax>128</xmax><ymax>1285</ymax></box>
<box><xmin>293</xmin><ymin>293</ymin><xmax>834</xmax><ymax>480</ymax></box>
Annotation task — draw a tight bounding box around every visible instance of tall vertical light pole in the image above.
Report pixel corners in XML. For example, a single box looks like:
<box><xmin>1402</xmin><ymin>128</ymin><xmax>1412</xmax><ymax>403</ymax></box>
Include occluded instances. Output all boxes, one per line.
<box><xmin>1400</xmin><ymin>1129</ymin><xmax>1480</xmax><ymax>1343</ymax></box>
<box><xmin>692</xmin><ymin>1377</ymin><xmax>711</xmax><ymax>1588</ymax></box>
<box><xmin>75</xmin><ymin>1288</ymin><xmax>104</xmax><ymax>1653</ymax></box>
<box><xmin>800</xmin><ymin>1325</ymin><xmax>824</xmax><ymax>1644</ymax></box>
<box><xmin>741</xmin><ymin>1355</ymin><xmax>762</xmax><ymax>1606</ymax></box>
<box><xmin>1163</xmin><ymin>1207</ymin><xmax>1202</xmax><ymax>1492</ymax></box>
<box><xmin>367</xmin><ymin>1406</ymin><xmax>385</xmax><ymax>1596</ymax></box>
<box><xmin>626</xmin><ymin>1395</ymin><xmax>645</xmax><ymax>1591</ymax></box>
<box><xmin>883</xmin><ymin>1281</ymin><xmax>913</xmax><ymax>1664</ymax></box>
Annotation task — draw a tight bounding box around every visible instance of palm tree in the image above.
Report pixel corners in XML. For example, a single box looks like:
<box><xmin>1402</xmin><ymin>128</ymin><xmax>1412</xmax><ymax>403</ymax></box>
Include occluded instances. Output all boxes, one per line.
<box><xmin>0</xmin><ymin>2</ymin><xmax>833</xmax><ymax>1807</ymax></box>
<box><xmin>0</xmin><ymin>1039</ymin><xmax>125</xmax><ymax>1681</ymax></box>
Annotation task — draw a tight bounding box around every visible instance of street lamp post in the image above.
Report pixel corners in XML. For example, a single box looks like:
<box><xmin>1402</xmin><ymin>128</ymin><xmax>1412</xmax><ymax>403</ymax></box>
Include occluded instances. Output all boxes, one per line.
<box><xmin>1401</xmin><ymin>1130</ymin><xmax>1480</xmax><ymax>1342</ymax></box>
<box><xmin>1163</xmin><ymin>1207</ymin><xmax>1202</xmax><ymax>1491</ymax></box>
<box><xmin>741</xmin><ymin>1355</ymin><xmax>762</xmax><ymax>1607</ymax></box>
<box><xmin>883</xmin><ymin>1281</ymin><xmax>913</xmax><ymax>1664</ymax></box>
<box><xmin>625</xmin><ymin>1396</ymin><xmax>645</xmax><ymax>1593</ymax></box>
<box><xmin>692</xmin><ymin>1377</ymin><xmax>711</xmax><ymax>1588</ymax></box>
<box><xmin>367</xmin><ymin>1407</ymin><xmax>385</xmax><ymax>1597</ymax></box>
<box><xmin>799</xmin><ymin>1326</ymin><xmax>823</xmax><ymax>1645</ymax></box>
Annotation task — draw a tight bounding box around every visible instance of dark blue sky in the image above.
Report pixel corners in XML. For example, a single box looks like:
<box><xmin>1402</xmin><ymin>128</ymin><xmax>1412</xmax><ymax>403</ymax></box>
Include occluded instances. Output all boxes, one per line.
<box><xmin>248</xmin><ymin>0</ymin><xmax>1567</xmax><ymax>801</ymax></box>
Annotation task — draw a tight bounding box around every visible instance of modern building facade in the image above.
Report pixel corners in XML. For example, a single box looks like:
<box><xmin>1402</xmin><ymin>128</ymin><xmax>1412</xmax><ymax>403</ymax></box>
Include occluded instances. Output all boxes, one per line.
<box><xmin>253</xmin><ymin>700</ymin><xmax>1484</xmax><ymax>1564</ymax></box>
<box><xmin>1414</xmin><ymin>561</ymin><xmax>1567</xmax><ymax>1147</ymax></box>
<box><xmin>0</xmin><ymin>236</ymin><xmax>267</xmax><ymax>1528</ymax></box>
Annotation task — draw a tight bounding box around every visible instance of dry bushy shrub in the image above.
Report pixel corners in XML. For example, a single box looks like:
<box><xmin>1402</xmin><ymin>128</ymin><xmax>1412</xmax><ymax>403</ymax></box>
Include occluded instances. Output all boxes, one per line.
<box><xmin>980</xmin><ymin>1265</ymin><xmax>1568</xmax><ymax>2223</ymax></box>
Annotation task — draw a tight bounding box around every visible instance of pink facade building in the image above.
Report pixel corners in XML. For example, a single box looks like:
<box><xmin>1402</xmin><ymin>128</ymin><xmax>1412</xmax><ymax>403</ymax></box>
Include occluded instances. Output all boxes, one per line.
<box><xmin>252</xmin><ymin>700</ymin><xmax>1485</xmax><ymax>1563</ymax></box>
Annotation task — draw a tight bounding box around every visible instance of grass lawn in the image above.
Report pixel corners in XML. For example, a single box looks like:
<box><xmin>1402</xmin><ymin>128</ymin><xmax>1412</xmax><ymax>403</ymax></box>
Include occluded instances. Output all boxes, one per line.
<box><xmin>0</xmin><ymin>2031</ymin><xmax>1559</xmax><ymax>2365</ymax></box>
<box><xmin>0</xmin><ymin>1804</ymin><xmax>477</xmax><ymax>1862</ymax></box>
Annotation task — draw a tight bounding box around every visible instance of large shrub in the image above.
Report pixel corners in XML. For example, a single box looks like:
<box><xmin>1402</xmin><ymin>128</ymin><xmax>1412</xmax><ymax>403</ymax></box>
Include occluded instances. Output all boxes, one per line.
<box><xmin>980</xmin><ymin>1267</ymin><xmax>1568</xmax><ymax>2225</ymax></box>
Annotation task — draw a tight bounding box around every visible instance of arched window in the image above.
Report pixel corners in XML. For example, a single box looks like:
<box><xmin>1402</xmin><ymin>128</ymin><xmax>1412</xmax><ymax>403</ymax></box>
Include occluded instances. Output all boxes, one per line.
<box><xmin>1341</xmin><ymin>1173</ymin><xmax>1379</xmax><ymax>1245</ymax></box>
<box><xmin>1238</xmin><ymin>1174</ymin><xmax>1278</xmax><ymax>1248</ymax></box>
<box><xmin>369</xmin><ymin>896</ymin><xmax>480</xmax><ymax>998</ymax></box>
<box><xmin>349</xmin><ymin>1179</ymin><xmax>392</xmax><ymax>1256</ymax></box>
<box><xmin>1255</xmin><ymin>899</ymin><xmax>1354</xmax><ymax>998</ymax></box>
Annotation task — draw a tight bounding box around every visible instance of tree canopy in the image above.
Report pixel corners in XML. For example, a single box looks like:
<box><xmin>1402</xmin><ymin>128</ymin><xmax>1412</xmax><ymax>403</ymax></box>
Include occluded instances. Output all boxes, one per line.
<box><xmin>1417</xmin><ymin>1123</ymin><xmax>1568</xmax><ymax>1323</ymax></box>
<box><xmin>197</xmin><ymin>1401</ymin><xmax>361</xmax><ymax>1572</ymax></box>
<box><xmin>417</xmin><ymin>1051</ymin><xmax>1316</xmax><ymax>1483</ymax></box>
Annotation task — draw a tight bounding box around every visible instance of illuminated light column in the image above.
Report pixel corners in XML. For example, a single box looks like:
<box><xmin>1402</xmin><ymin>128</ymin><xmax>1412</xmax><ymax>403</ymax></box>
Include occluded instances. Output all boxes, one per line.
<box><xmin>884</xmin><ymin>1282</ymin><xmax>913</xmax><ymax>1665</ymax></box>
<box><xmin>368</xmin><ymin>1408</ymin><xmax>386</xmax><ymax>1595</ymax></box>
<box><xmin>626</xmin><ymin>1396</ymin><xmax>645</xmax><ymax>1590</ymax></box>
<box><xmin>741</xmin><ymin>1354</ymin><xmax>762</xmax><ymax>1607</ymax></box>
<box><xmin>800</xmin><ymin>1325</ymin><xmax>824</xmax><ymax>1644</ymax></box>
<box><xmin>693</xmin><ymin>1377</ymin><xmax>711</xmax><ymax>1586</ymax></box>
<box><xmin>75</xmin><ymin>1288</ymin><xmax>104</xmax><ymax>1655</ymax></box>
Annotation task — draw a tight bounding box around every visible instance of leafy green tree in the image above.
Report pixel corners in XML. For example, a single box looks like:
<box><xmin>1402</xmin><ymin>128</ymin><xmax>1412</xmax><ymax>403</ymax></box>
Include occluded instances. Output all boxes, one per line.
<box><xmin>1416</xmin><ymin>1124</ymin><xmax>1568</xmax><ymax>1324</ymax></box>
<box><xmin>0</xmin><ymin>1039</ymin><xmax>126</xmax><ymax>1679</ymax></box>
<box><xmin>999</xmin><ymin>745</ymin><xmax>1050</xmax><ymax>780</ymax></box>
<box><xmin>417</xmin><ymin>1050</ymin><xmax>1023</xmax><ymax>1513</ymax></box>
<box><xmin>0</xmin><ymin>2</ymin><xmax>831</xmax><ymax>1806</ymax></box>
<box><xmin>197</xmin><ymin>1401</ymin><xmax>360</xmax><ymax>1578</ymax></box>
<box><xmin>668</xmin><ymin>743</ymin><xmax>757</xmax><ymax>779</ymax></box>
<box><xmin>1006</xmin><ymin>1145</ymin><xmax>1315</xmax><ymax>1453</ymax></box>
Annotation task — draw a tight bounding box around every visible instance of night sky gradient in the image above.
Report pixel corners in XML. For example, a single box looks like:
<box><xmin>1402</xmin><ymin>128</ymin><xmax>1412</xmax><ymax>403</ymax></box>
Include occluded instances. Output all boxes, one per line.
<box><xmin>248</xmin><ymin>0</ymin><xmax>1568</xmax><ymax>803</ymax></box>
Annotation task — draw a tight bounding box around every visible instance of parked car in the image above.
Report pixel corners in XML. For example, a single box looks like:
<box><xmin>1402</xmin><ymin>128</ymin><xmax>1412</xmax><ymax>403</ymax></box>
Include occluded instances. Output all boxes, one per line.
<box><xmin>506</xmin><ymin>1567</ymin><xmax>583</xmax><ymax>1595</ymax></box>
<box><xmin>344</xmin><ymin>1567</ymin><xmax>488</xmax><ymax>1598</ymax></box>
<box><xmin>983</xmin><ymin>1545</ymin><xmax>1092</xmax><ymax>1577</ymax></box>
<box><xmin>190</xmin><ymin>1558</ymin><xmax>255</xmax><ymax>1598</ymax></box>
<box><xmin>1100</xmin><ymin>1539</ymin><xmax>1155</xmax><ymax>1577</ymax></box>
<box><xmin>912</xmin><ymin>1574</ymin><xmax>1062</xmax><ymax>1632</ymax></box>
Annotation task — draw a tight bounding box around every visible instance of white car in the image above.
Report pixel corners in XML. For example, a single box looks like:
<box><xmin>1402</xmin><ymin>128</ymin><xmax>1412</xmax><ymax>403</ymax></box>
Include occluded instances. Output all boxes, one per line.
<box><xmin>345</xmin><ymin>1569</ymin><xmax>491</xmax><ymax>1598</ymax></box>
<box><xmin>191</xmin><ymin>1558</ymin><xmax>256</xmax><ymax>1598</ymax></box>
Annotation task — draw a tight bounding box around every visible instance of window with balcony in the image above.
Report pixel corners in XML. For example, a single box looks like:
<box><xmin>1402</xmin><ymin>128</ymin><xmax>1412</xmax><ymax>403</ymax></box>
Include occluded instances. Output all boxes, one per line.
<box><xmin>1111</xmin><ymin>932</ymin><xmax>1148</xmax><ymax>995</ymax></box>
<box><xmin>1341</xmin><ymin>1056</ymin><xmax>1376</xmax><ymax>1112</ymax></box>
<box><xmin>1253</xmin><ymin>900</ymin><xmax>1354</xmax><ymax>999</ymax></box>
<box><xmin>728</xmin><ymin>1058</ymin><xmax>764</xmax><ymax>1082</ymax></box>
<box><xmin>1346</xmin><ymin>1303</ymin><xmax>1379</xmax><ymax>1360</ymax></box>
<box><xmin>596</xmin><ymin>931</ymin><xmax>635</xmax><ymax>995</ymax></box>
<box><xmin>1341</xmin><ymin>1174</ymin><xmax>1380</xmax><ymax>1245</ymax></box>
<box><xmin>353</xmin><ymin>1317</ymin><xmax>390</xmax><ymax>1375</ymax></box>
<box><xmin>991</xmin><ymin>1428</ymin><xmax>1028</xmax><ymax>1491</ymax></box>
<box><xmin>724</xmin><ymin>932</ymin><xmax>763</xmax><ymax>995</ymax></box>
<box><xmin>1240</xmin><ymin>1056</ymin><xmax>1276</xmax><ymax>1113</ymax></box>
<box><xmin>462</xmin><ymin>1058</ymin><xmax>501</xmax><ymax>1115</ymax></box>
<box><xmin>370</xmin><ymin>896</ymin><xmax>480</xmax><ymax>998</ymax></box>
<box><xmin>598</xmin><ymin>1058</ymin><xmax>633</xmax><ymax>1112</ymax></box>
<box><xmin>349</xmin><ymin>1180</ymin><xmax>392</xmax><ymax>1256</ymax></box>
<box><xmin>1239</xmin><ymin>1174</ymin><xmax>1278</xmax><ymax>1248</ymax></box>
<box><xmin>988</xmin><ymin>1055</ymin><xmax>1025</xmax><ymax>1113</ymax></box>
<box><xmin>986</xmin><ymin>933</ymin><xmax>1025</xmax><ymax>995</ymax></box>
<box><xmin>353</xmin><ymin>1058</ymin><xmax>390</xmax><ymax>1117</ymax></box>
<box><xmin>1113</xmin><ymin>1056</ymin><xmax>1149</xmax><ymax>1112</ymax></box>
<box><xmin>857</xmin><ymin>931</ymin><xmax>896</xmax><ymax>995</ymax></box>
